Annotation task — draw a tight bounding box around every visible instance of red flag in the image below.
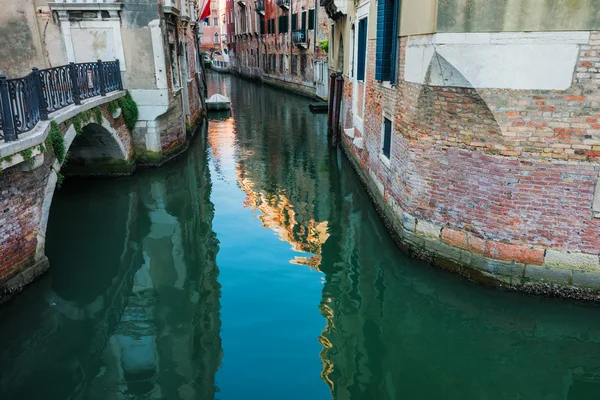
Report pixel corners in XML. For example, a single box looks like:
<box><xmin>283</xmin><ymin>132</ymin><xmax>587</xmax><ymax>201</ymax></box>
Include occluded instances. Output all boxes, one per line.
<box><xmin>199</xmin><ymin>0</ymin><xmax>211</xmax><ymax>21</ymax></box>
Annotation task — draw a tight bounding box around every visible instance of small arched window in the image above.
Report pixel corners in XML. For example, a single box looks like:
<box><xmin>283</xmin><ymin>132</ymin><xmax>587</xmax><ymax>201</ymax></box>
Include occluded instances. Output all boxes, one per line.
<box><xmin>214</xmin><ymin>32</ymin><xmax>220</xmax><ymax>44</ymax></box>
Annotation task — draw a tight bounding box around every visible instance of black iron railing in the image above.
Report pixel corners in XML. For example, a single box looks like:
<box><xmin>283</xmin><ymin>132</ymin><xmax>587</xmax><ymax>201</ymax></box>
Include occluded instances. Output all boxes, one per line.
<box><xmin>255</xmin><ymin>0</ymin><xmax>265</xmax><ymax>12</ymax></box>
<box><xmin>0</xmin><ymin>59</ymin><xmax>123</xmax><ymax>142</ymax></box>
<box><xmin>292</xmin><ymin>30</ymin><xmax>307</xmax><ymax>45</ymax></box>
<box><xmin>276</xmin><ymin>0</ymin><xmax>290</xmax><ymax>7</ymax></box>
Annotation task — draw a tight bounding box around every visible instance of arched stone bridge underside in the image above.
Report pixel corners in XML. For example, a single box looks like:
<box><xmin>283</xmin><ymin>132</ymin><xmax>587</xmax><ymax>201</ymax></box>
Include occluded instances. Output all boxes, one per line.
<box><xmin>0</xmin><ymin>92</ymin><xmax>135</xmax><ymax>302</ymax></box>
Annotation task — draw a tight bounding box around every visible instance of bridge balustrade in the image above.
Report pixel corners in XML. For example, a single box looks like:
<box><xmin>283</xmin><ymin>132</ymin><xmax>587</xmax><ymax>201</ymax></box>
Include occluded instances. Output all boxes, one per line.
<box><xmin>0</xmin><ymin>60</ymin><xmax>123</xmax><ymax>142</ymax></box>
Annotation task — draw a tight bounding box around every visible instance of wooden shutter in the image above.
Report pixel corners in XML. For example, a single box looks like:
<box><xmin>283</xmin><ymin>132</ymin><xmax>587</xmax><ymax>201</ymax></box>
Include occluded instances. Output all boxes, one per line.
<box><xmin>390</xmin><ymin>0</ymin><xmax>399</xmax><ymax>83</ymax></box>
<box><xmin>383</xmin><ymin>118</ymin><xmax>392</xmax><ymax>158</ymax></box>
<box><xmin>291</xmin><ymin>13</ymin><xmax>297</xmax><ymax>31</ymax></box>
<box><xmin>357</xmin><ymin>18</ymin><xmax>367</xmax><ymax>81</ymax></box>
<box><xmin>308</xmin><ymin>9</ymin><xmax>315</xmax><ymax>30</ymax></box>
<box><xmin>301</xmin><ymin>11</ymin><xmax>306</xmax><ymax>31</ymax></box>
<box><xmin>375</xmin><ymin>0</ymin><xmax>395</xmax><ymax>81</ymax></box>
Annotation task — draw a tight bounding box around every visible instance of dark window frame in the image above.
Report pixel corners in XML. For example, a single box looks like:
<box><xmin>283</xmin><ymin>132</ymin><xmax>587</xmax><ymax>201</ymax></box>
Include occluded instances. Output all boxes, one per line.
<box><xmin>382</xmin><ymin>117</ymin><xmax>392</xmax><ymax>159</ymax></box>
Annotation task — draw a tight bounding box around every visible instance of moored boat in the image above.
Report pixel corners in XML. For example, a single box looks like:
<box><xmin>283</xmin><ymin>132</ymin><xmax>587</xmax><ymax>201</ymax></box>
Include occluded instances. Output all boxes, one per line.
<box><xmin>206</xmin><ymin>94</ymin><xmax>231</xmax><ymax>111</ymax></box>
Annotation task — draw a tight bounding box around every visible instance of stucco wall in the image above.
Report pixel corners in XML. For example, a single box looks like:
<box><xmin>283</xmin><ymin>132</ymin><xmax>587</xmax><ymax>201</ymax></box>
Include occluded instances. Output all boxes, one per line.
<box><xmin>437</xmin><ymin>0</ymin><xmax>600</xmax><ymax>33</ymax></box>
<box><xmin>400</xmin><ymin>0</ymin><xmax>437</xmax><ymax>36</ymax></box>
<box><xmin>0</xmin><ymin>0</ymin><xmax>66</xmax><ymax>77</ymax></box>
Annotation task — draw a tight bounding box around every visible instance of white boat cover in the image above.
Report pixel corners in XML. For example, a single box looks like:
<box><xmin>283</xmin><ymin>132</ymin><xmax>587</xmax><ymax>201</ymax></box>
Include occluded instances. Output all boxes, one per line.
<box><xmin>207</xmin><ymin>94</ymin><xmax>230</xmax><ymax>103</ymax></box>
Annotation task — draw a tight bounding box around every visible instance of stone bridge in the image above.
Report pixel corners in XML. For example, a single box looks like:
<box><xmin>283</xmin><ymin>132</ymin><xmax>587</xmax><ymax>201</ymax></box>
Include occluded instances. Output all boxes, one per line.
<box><xmin>0</xmin><ymin>61</ymin><xmax>136</xmax><ymax>302</ymax></box>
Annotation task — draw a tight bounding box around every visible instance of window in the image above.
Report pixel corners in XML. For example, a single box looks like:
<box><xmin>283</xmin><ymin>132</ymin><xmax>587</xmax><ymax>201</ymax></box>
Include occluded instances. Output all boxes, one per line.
<box><xmin>278</xmin><ymin>15</ymin><xmax>288</xmax><ymax>33</ymax></box>
<box><xmin>308</xmin><ymin>9</ymin><xmax>315</xmax><ymax>30</ymax></box>
<box><xmin>260</xmin><ymin>17</ymin><xmax>265</xmax><ymax>34</ymax></box>
<box><xmin>382</xmin><ymin>117</ymin><xmax>392</xmax><ymax>159</ymax></box>
<box><xmin>279</xmin><ymin>54</ymin><xmax>284</xmax><ymax>73</ymax></box>
<box><xmin>204</xmin><ymin>18</ymin><xmax>209</xmax><ymax>26</ymax></box>
<box><xmin>376</xmin><ymin>0</ymin><xmax>399</xmax><ymax>82</ymax></box>
<box><xmin>300</xmin><ymin>54</ymin><xmax>306</xmax><ymax>75</ymax></box>
<box><xmin>357</xmin><ymin>18</ymin><xmax>367</xmax><ymax>81</ymax></box>
<box><xmin>268</xmin><ymin>18</ymin><xmax>275</xmax><ymax>34</ymax></box>
<box><xmin>213</xmin><ymin>32</ymin><xmax>220</xmax><ymax>44</ymax></box>
<box><xmin>291</xmin><ymin>54</ymin><xmax>297</xmax><ymax>74</ymax></box>
<box><xmin>291</xmin><ymin>13</ymin><xmax>297</xmax><ymax>30</ymax></box>
<box><xmin>301</xmin><ymin>11</ymin><xmax>306</xmax><ymax>31</ymax></box>
<box><xmin>214</xmin><ymin>17</ymin><xmax>219</xmax><ymax>26</ymax></box>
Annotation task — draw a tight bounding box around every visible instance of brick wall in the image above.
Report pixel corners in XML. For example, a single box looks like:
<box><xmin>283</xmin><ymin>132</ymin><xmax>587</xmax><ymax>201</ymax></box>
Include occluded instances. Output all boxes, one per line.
<box><xmin>0</xmin><ymin>157</ymin><xmax>48</xmax><ymax>284</ymax></box>
<box><xmin>344</xmin><ymin>32</ymin><xmax>600</xmax><ymax>268</ymax></box>
<box><xmin>159</xmin><ymin>92</ymin><xmax>186</xmax><ymax>154</ymax></box>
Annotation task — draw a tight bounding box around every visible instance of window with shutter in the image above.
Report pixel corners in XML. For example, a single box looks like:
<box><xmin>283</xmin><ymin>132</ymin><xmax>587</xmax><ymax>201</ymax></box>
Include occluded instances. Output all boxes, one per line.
<box><xmin>308</xmin><ymin>9</ymin><xmax>315</xmax><ymax>30</ymax></box>
<box><xmin>356</xmin><ymin>18</ymin><xmax>367</xmax><ymax>81</ymax></box>
<box><xmin>375</xmin><ymin>0</ymin><xmax>399</xmax><ymax>82</ymax></box>
<box><xmin>280</xmin><ymin>15</ymin><xmax>288</xmax><ymax>33</ymax></box>
<box><xmin>301</xmin><ymin>11</ymin><xmax>306</xmax><ymax>31</ymax></box>
<box><xmin>291</xmin><ymin>13</ymin><xmax>297</xmax><ymax>30</ymax></box>
<box><xmin>382</xmin><ymin>117</ymin><xmax>392</xmax><ymax>159</ymax></box>
<box><xmin>260</xmin><ymin>18</ymin><xmax>265</xmax><ymax>35</ymax></box>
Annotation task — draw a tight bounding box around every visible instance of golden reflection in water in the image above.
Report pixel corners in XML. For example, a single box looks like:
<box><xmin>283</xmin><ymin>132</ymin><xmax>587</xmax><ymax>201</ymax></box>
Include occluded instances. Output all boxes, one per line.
<box><xmin>207</xmin><ymin>116</ymin><xmax>330</xmax><ymax>268</ymax></box>
<box><xmin>207</xmin><ymin>117</ymin><xmax>236</xmax><ymax>177</ymax></box>
<box><xmin>236</xmin><ymin>171</ymin><xmax>330</xmax><ymax>269</ymax></box>
<box><xmin>319</xmin><ymin>301</ymin><xmax>336</xmax><ymax>395</ymax></box>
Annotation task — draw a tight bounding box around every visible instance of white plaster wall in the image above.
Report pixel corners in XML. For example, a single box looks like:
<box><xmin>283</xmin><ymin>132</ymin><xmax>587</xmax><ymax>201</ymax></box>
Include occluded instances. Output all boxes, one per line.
<box><xmin>129</xmin><ymin>89</ymin><xmax>170</xmax><ymax>121</ymax></box>
<box><xmin>404</xmin><ymin>31</ymin><xmax>591</xmax><ymax>90</ymax></box>
<box><xmin>61</xmin><ymin>19</ymin><xmax>127</xmax><ymax>70</ymax></box>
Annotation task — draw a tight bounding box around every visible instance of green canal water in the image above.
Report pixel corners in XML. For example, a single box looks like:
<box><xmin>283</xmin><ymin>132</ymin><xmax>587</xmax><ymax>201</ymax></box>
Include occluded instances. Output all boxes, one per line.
<box><xmin>2</xmin><ymin>73</ymin><xmax>600</xmax><ymax>399</ymax></box>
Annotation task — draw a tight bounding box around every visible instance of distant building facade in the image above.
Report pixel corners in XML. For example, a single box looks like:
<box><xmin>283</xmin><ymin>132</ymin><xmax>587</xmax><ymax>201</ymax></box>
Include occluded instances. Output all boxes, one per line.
<box><xmin>200</xmin><ymin>0</ymin><xmax>226</xmax><ymax>52</ymax></box>
<box><xmin>226</xmin><ymin>0</ymin><xmax>329</xmax><ymax>98</ymax></box>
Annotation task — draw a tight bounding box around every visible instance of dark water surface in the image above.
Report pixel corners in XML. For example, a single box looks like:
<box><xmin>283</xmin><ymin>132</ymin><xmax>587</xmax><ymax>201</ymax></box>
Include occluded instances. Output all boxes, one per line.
<box><xmin>2</xmin><ymin>73</ymin><xmax>600</xmax><ymax>399</ymax></box>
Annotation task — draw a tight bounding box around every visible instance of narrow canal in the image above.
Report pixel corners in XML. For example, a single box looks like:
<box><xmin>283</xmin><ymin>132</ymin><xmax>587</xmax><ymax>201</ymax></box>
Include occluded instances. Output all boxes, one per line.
<box><xmin>2</xmin><ymin>73</ymin><xmax>600</xmax><ymax>399</ymax></box>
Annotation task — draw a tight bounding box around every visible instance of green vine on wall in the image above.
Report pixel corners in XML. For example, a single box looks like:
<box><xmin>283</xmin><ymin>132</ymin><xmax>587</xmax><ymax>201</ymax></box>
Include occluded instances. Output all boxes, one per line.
<box><xmin>20</xmin><ymin>149</ymin><xmax>33</xmax><ymax>166</ymax></box>
<box><xmin>107</xmin><ymin>100</ymin><xmax>118</xmax><ymax>115</ymax></box>
<box><xmin>319</xmin><ymin>40</ymin><xmax>329</xmax><ymax>54</ymax></box>
<box><xmin>93</xmin><ymin>107</ymin><xmax>103</xmax><ymax>124</ymax></box>
<box><xmin>117</xmin><ymin>92</ymin><xmax>139</xmax><ymax>132</ymax></box>
<box><xmin>67</xmin><ymin>107</ymin><xmax>103</xmax><ymax>136</ymax></box>
<box><xmin>46</xmin><ymin>121</ymin><xmax>66</xmax><ymax>164</ymax></box>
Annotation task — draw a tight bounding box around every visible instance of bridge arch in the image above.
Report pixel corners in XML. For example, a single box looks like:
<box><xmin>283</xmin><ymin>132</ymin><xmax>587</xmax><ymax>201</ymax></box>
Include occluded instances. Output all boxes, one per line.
<box><xmin>36</xmin><ymin>115</ymin><xmax>134</xmax><ymax>266</ymax></box>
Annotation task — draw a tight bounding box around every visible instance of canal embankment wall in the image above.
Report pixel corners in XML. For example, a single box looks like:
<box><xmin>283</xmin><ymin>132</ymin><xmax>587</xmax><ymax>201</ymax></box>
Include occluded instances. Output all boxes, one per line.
<box><xmin>338</xmin><ymin>31</ymin><xmax>600</xmax><ymax>299</ymax></box>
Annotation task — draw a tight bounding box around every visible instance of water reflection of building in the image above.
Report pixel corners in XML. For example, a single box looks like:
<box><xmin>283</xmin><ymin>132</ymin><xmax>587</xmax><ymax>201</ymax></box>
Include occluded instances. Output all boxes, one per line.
<box><xmin>318</xmin><ymin>155</ymin><xmax>600</xmax><ymax>400</ymax></box>
<box><xmin>86</xmin><ymin>131</ymin><xmax>222</xmax><ymax>399</ymax></box>
<box><xmin>0</xmin><ymin>182</ymin><xmax>143</xmax><ymax>399</ymax></box>
<box><xmin>221</xmin><ymin>76</ymin><xmax>331</xmax><ymax>269</ymax></box>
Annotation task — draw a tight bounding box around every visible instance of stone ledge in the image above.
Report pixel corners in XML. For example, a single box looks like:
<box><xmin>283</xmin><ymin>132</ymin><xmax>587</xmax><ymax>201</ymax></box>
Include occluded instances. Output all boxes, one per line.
<box><xmin>0</xmin><ymin>91</ymin><xmax>126</xmax><ymax>171</ymax></box>
<box><xmin>0</xmin><ymin>256</ymin><xmax>49</xmax><ymax>306</ymax></box>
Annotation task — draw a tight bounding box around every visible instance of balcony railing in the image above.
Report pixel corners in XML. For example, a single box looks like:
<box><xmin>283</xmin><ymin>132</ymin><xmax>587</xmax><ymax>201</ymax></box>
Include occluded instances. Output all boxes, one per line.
<box><xmin>255</xmin><ymin>0</ymin><xmax>265</xmax><ymax>13</ymax></box>
<box><xmin>0</xmin><ymin>60</ymin><xmax>123</xmax><ymax>142</ymax></box>
<box><xmin>276</xmin><ymin>0</ymin><xmax>290</xmax><ymax>8</ymax></box>
<box><xmin>292</xmin><ymin>30</ymin><xmax>307</xmax><ymax>46</ymax></box>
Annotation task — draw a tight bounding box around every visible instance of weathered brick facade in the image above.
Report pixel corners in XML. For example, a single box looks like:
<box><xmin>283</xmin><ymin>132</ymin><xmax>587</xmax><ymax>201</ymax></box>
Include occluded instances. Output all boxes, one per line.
<box><xmin>339</xmin><ymin>32</ymin><xmax>600</xmax><ymax>297</ymax></box>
